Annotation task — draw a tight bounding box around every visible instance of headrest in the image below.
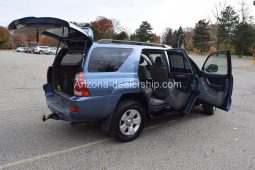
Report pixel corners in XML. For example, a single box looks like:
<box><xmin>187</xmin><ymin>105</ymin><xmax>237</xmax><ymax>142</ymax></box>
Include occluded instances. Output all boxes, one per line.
<box><xmin>154</xmin><ymin>57</ymin><xmax>164</xmax><ymax>66</ymax></box>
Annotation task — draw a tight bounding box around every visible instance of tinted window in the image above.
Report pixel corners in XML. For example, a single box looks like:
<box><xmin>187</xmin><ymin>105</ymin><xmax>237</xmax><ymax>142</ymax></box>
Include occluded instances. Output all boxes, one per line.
<box><xmin>88</xmin><ymin>47</ymin><xmax>132</xmax><ymax>72</ymax></box>
<box><xmin>167</xmin><ymin>51</ymin><xmax>192</xmax><ymax>73</ymax></box>
<box><xmin>61</xmin><ymin>51</ymin><xmax>83</xmax><ymax>65</ymax></box>
<box><xmin>142</xmin><ymin>50</ymin><xmax>166</xmax><ymax>66</ymax></box>
<box><xmin>204</xmin><ymin>52</ymin><xmax>227</xmax><ymax>75</ymax></box>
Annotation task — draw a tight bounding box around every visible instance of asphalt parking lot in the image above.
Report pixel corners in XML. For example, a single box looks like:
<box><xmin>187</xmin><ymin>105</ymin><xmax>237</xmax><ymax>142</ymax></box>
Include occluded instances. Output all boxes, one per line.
<box><xmin>0</xmin><ymin>51</ymin><xmax>255</xmax><ymax>170</ymax></box>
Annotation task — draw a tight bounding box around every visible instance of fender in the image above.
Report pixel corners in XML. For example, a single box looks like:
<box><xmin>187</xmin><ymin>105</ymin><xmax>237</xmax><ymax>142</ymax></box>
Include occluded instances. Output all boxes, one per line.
<box><xmin>100</xmin><ymin>87</ymin><xmax>149</xmax><ymax>133</ymax></box>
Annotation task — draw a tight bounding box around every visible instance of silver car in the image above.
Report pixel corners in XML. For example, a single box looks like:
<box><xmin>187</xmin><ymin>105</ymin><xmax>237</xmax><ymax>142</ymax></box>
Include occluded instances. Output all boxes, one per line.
<box><xmin>16</xmin><ymin>47</ymin><xmax>27</xmax><ymax>52</ymax></box>
<box><xmin>44</xmin><ymin>47</ymin><xmax>59</xmax><ymax>55</ymax></box>
<box><xmin>34</xmin><ymin>46</ymin><xmax>49</xmax><ymax>54</ymax></box>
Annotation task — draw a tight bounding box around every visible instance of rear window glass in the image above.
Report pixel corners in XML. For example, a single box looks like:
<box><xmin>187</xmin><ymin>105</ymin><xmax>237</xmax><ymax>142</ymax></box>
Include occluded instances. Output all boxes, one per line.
<box><xmin>149</xmin><ymin>53</ymin><xmax>164</xmax><ymax>64</ymax></box>
<box><xmin>168</xmin><ymin>51</ymin><xmax>192</xmax><ymax>73</ymax></box>
<box><xmin>61</xmin><ymin>51</ymin><xmax>83</xmax><ymax>65</ymax></box>
<box><xmin>88</xmin><ymin>47</ymin><xmax>132</xmax><ymax>72</ymax></box>
<box><xmin>171</xmin><ymin>54</ymin><xmax>185</xmax><ymax>69</ymax></box>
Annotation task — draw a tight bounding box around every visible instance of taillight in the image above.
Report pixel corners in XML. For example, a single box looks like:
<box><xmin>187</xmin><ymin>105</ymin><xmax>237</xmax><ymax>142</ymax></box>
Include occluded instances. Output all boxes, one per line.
<box><xmin>74</xmin><ymin>72</ymin><xmax>90</xmax><ymax>96</ymax></box>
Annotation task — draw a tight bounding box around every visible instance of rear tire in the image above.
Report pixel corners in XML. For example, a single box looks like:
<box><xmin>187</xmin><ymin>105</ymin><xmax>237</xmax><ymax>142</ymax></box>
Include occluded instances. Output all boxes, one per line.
<box><xmin>111</xmin><ymin>100</ymin><xmax>146</xmax><ymax>142</ymax></box>
<box><xmin>202</xmin><ymin>104</ymin><xmax>216</xmax><ymax>115</ymax></box>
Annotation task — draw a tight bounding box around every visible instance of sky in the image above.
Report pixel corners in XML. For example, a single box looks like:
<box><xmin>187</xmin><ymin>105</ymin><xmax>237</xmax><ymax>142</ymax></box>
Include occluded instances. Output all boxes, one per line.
<box><xmin>0</xmin><ymin>0</ymin><xmax>255</xmax><ymax>35</ymax></box>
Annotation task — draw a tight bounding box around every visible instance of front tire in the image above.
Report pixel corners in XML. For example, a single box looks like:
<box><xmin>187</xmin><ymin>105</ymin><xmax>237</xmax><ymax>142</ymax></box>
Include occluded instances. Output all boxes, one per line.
<box><xmin>111</xmin><ymin>100</ymin><xmax>146</xmax><ymax>142</ymax></box>
<box><xmin>39</xmin><ymin>50</ymin><xmax>44</xmax><ymax>54</ymax></box>
<box><xmin>202</xmin><ymin>104</ymin><xmax>216</xmax><ymax>115</ymax></box>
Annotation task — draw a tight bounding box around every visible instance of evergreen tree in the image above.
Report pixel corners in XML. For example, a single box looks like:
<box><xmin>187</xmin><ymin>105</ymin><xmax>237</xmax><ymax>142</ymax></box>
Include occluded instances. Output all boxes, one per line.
<box><xmin>114</xmin><ymin>31</ymin><xmax>129</xmax><ymax>40</ymax></box>
<box><xmin>176</xmin><ymin>26</ymin><xmax>184</xmax><ymax>48</ymax></box>
<box><xmin>234</xmin><ymin>22</ymin><xmax>255</xmax><ymax>56</ymax></box>
<box><xmin>193</xmin><ymin>19</ymin><xmax>211</xmax><ymax>55</ymax></box>
<box><xmin>162</xmin><ymin>28</ymin><xmax>173</xmax><ymax>45</ymax></box>
<box><xmin>134</xmin><ymin>21</ymin><xmax>153</xmax><ymax>42</ymax></box>
<box><xmin>218</xmin><ymin>6</ymin><xmax>239</xmax><ymax>49</ymax></box>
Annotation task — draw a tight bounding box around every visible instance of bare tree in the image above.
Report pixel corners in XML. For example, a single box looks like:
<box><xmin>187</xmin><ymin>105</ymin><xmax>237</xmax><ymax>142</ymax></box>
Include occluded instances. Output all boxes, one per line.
<box><xmin>111</xmin><ymin>19</ymin><xmax>121</xmax><ymax>34</ymax></box>
<box><xmin>210</xmin><ymin>1</ymin><xmax>226</xmax><ymax>51</ymax></box>
<box><xmin>238</xmin><ymin>0</ymin><xmax>252</xmax><ymax>23</ymax></box>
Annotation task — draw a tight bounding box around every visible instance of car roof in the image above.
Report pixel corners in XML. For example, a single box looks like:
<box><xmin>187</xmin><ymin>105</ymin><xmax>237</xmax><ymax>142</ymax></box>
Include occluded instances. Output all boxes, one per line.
<box><xmin>93</xmin><ymin>39</ymin><xmax>172</xmax><ymax>50</ymax></box>
<box><xmin>92</xmin><ymin>43</ymin><xmax>171</xmax><ymax>51</ymax></box>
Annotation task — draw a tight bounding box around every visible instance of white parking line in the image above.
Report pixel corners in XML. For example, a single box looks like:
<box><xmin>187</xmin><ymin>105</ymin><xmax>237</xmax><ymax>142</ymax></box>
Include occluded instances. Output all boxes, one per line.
<box><xmin>0</xmin><ymin>138</ymin><xmax>111</xmax><ymax>169</ymax></box>
<box><xmin>0</xmin><ymin>120</ymin><xmax>177</xmax><ymax>169</ymax></box>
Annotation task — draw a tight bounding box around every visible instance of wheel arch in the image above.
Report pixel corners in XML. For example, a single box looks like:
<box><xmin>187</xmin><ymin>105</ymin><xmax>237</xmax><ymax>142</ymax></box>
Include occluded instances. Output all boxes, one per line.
<box><xmin>117</xmin><ymin>93</ymin><xmax>149</xmax><ymax>113</ymax></box>
<box><xmin>101</xmin><ymin>92</ymin><xmax>149</xmax><ymax>133</ymax></box>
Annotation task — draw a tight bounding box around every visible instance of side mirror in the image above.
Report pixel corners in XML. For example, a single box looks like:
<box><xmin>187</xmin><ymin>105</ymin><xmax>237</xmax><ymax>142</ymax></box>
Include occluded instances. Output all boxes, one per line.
<box><xmin>205</xmin><ymin>64</ymin><xmax>218</xmax><ymax>73</ymax></box>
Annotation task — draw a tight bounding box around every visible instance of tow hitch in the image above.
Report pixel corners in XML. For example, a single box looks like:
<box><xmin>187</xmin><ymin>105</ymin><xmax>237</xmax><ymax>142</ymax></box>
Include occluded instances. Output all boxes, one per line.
<box><xmin>42</xmin><ymin>113</ymin><xmax>59</xmax><ymax>121</ymax></box>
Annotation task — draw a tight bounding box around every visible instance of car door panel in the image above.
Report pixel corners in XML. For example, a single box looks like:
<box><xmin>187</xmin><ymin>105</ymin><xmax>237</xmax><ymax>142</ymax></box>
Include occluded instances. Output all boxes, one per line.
<box><xmin>167</xmin><ymin>79</ymin><xmax>190</xmax><ymax>109</ymax></box>
<box><xmin>166</xmin><ymin>50</ymin><xmax>198</xmax><ymax>112</ymax></box>
<box><xmin>200</xmin><ymin>72</ymin><xmax>228</xmax><ymax>91</ymax></box>
<box><xmin>171</xmin><ymin>73</ymin><xmax>194</xmax><ymax>92</ymax></box>
<box><xmin>199</xmin><ymin>78</ymin><xmax>226</xmax><ymax>106</ymax></box>
<box><xmin>198</xmin><ymin>51</ymin><xmax>233</xmax><ymax>111</ymax></box>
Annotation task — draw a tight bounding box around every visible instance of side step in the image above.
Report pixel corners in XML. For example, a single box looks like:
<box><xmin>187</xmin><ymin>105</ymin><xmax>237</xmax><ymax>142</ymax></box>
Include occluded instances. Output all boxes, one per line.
<box><xmin>149</xmin><ymin>107</ymin><xmax>178</xmax><ymax>119</ymax></box>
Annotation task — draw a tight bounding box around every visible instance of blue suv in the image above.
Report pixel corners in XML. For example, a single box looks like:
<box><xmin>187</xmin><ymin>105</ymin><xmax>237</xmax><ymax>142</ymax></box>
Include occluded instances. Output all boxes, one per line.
<box><xmin>9</xmin><ymin>17</ymin><xmax>233</xmax><ymax>142</ymax></box>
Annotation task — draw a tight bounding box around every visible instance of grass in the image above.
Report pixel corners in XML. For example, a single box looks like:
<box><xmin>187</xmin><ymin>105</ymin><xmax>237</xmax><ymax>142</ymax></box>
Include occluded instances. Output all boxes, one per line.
<box><xmin>187</xmin><ymin>51</ymin><xmax>255</xmax><ymax>60</ymax></box>
<box><xmin>231</xmin><ymin>55</ymin><xmax>254</xmax><ymax>60</ymax></box>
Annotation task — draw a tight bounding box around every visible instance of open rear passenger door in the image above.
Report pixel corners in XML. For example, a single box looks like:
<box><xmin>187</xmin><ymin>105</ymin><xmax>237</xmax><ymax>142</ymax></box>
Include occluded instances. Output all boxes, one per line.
<box><xmin>199</xmin><ymin>51</ymin><xmax>233</xmax><ymax>111</ymax></box>
<box><xmin>166</xmin><ymin>49</ymin><xmax>199</xmax><ymax>114</ymax></box>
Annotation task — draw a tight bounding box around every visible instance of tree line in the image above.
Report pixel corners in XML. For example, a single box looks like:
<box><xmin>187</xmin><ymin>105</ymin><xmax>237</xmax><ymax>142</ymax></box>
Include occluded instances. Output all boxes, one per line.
<box><xmin>0</xmin><ymin>1</ymin><xmax>254</xmax><ymax>56</ymax></box>
<box><xmin>162</xmin><ymin>1</ymin><xmax>255</xmax><ymax>56</ymax></box>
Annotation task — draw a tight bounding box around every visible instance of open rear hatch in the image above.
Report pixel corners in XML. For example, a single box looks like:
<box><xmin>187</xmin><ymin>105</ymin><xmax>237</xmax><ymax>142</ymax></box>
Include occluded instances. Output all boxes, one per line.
<box><xmin>8</xmin><ymin>17</ymin><xmax>94</xmax><ymax>98</ymax></box>
<box><xmin>8</xmin><ymin>17</ymin><xmax>93</xmax><ymax>44</ymax></box>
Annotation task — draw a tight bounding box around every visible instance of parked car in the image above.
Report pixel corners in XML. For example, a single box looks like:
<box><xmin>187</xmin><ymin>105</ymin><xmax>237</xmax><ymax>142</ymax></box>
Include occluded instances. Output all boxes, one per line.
<box><xmin>8</xmin><ymin>17</ymin><xmax>233</xmax><ymax>142</ymax></box>
<box><xmin>44</xmin><ymin>47</ymin><xmax>59</xmax><ymax>55</ymax></box>
<box><xmin>23</xmin><ymin>47</ymin><xmax>29</xmax><ymax>53</ymax></box>
<box><xmin>34</xmin><ymin>46</ymin><xmax>49</xmax><ymax>54</ymax></box>
<box><xmin>16</xmin><ymin>47</ymin><xmax>28</xmax><ymax>53</ymax></box>
<box><xmin>16</xmin><ymin>47</ymin><xmax>23</xmax><ymax>52</ymax></box>
<box><xmin>27</xmin><ymin>46</ymin><xmax>35</xmax><ymax>53</ymax></box>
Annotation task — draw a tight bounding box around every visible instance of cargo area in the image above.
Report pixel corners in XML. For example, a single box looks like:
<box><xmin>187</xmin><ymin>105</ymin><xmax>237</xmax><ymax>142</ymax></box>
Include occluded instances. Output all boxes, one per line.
<box><xmin>51</xmin><ymin>45</ymin><xmax>85</xmax><ymax>96</ymax></box>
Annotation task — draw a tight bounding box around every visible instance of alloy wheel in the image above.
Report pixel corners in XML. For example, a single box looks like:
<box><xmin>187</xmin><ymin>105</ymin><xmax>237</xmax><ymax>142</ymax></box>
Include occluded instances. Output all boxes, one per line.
<box><xmin>119</xmin><ymin>109</ymin><xmax>141</xmax><ymax>136</ymax></box>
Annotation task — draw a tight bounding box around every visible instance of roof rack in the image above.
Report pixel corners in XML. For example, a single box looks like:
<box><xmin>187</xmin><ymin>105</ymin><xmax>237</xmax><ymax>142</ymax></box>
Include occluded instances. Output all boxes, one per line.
<box><xmin>97</xmin><ymin>39</ymin><xmax>171</xmax><ymax>48</ymax></box>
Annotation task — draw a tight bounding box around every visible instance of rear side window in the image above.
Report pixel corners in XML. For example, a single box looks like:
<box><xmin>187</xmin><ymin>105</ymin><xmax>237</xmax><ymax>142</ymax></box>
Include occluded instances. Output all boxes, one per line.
<box><xmin>88</xmin><ymin>47</ymin><xmax>132</xmax><ymax>72</ymax></box>
<box><xmin>61</xmin><ymin>51</ymin><xmax>83</xmax><ymax>65</ymax></box>
<box><xmin>167</xmin><ymin>51</ymin><xmax>192</xmax><ymax>73</ymax></box>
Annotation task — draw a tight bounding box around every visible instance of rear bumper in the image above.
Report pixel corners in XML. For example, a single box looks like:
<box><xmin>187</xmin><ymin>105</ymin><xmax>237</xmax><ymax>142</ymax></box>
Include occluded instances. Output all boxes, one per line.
<box><xmin>46</xmin><ymin>95</ymin><xmax>73</xmax><ymax>121</ymax></box>
<box><xmin>43</xmin><ymin>84</ymin><xmax>119</xmax><ymax>122</ymax></box>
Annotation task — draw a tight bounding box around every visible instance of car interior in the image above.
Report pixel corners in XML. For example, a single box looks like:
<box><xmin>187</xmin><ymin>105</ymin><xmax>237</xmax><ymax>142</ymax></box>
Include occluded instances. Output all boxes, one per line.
<box><xmin>166</xmin><ymin>50</ymin><xmax>195</xmax><ymax>110</ymax></box>
<box><xmin>138</xmin><ymin>49</ymin><xmax>196</xmax><ymax>110</ymax></box>
<box><xmin>138</xmin><ymin>49</ymin><xmax>169</xmax><ymax>106</ymax></box>
<box><xmin>51</xmin><ymin>43</ymin><xmax>85</xmax><ymax>96</ymax></box>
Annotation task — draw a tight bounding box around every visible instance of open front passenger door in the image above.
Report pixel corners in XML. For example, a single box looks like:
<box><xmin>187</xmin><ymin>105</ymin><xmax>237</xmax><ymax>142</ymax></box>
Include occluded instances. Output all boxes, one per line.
<box><xmin>199</xmin><ymin>51</ymin><xmax>233</xmax><ymax>111</ymax></box>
